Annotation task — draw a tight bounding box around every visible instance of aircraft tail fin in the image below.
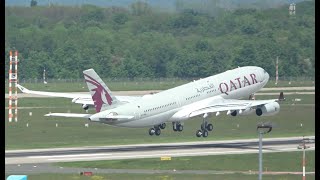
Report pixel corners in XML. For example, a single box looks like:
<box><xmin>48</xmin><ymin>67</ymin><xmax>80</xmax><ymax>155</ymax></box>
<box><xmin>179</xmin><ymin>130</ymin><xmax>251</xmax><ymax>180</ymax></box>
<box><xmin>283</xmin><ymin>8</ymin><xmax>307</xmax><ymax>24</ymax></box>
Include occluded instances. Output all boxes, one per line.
<box><xmin>83</xmin><ymin>69</ymin><xmax>119</xmax><ymax>113</ymax></box>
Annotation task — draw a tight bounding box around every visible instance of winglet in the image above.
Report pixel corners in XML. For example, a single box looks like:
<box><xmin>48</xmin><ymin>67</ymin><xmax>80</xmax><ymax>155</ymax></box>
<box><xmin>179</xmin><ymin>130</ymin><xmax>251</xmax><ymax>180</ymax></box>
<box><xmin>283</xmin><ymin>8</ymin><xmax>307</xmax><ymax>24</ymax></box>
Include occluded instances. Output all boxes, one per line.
<box><xmin>278</xmin><ymin>92</ymin><xmax>285</xmax><ymax>101</ymax></box>
<box><xmin>17</xmin><ymin>84</ymin><xmax>29</xmax><ymax>93</ymax></box>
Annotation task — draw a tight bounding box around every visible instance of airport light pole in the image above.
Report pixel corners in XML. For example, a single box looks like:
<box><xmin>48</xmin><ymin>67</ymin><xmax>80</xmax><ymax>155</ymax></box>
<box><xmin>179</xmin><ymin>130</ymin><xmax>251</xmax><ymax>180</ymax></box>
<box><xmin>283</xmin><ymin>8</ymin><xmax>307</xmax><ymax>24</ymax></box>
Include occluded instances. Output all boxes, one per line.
<box><xmin>257</xmin><ymin>123</ymin><xmax>272</xmax><ymax>180</ymax></box>
<box><xmin>297</xmin><ymin>136</ymin><xmax>311</xmax><ymax>180</ymax></box>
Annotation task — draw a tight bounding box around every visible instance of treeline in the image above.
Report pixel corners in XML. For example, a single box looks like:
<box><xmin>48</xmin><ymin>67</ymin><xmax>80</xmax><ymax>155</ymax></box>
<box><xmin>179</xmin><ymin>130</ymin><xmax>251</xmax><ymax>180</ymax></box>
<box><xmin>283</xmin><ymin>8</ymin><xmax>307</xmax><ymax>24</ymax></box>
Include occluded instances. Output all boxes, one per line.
<box><xmin>5</xmin><ymin>1</ymin><xmax>314</xmax><ymax>79</ymax></box>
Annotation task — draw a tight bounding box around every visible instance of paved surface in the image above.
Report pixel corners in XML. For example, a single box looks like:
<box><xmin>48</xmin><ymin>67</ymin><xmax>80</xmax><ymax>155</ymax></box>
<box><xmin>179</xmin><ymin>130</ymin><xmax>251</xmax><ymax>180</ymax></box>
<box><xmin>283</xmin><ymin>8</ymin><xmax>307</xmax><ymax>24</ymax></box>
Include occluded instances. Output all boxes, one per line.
<box><xmin>5</xmin><ymin>136</ymin><xmax>315</xmax><ymax>175</ymax></box>
<box><xmin>6</xmin><ymin>136</ymin><xmax>315</xmax><ymax>165</ymax></box>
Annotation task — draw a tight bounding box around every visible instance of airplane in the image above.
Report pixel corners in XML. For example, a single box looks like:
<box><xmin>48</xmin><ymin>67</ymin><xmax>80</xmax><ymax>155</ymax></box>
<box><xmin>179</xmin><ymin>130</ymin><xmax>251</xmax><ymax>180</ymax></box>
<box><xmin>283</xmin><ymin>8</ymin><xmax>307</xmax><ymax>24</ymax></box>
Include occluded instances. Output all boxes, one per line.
<box><xmin>19</xmin><ymin>66</ymin><xmax>284</xmax><ymax>137</ymax></box>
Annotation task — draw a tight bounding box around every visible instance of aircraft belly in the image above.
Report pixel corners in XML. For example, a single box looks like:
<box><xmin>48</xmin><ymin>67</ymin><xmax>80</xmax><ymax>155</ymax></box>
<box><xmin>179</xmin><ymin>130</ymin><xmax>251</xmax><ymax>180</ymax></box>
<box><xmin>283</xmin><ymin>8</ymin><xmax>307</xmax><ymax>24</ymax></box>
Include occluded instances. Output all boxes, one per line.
<box><xmin>111</xmin><ymin>110</ymin><xmax>177</xmax><ymax>128</ymax></box>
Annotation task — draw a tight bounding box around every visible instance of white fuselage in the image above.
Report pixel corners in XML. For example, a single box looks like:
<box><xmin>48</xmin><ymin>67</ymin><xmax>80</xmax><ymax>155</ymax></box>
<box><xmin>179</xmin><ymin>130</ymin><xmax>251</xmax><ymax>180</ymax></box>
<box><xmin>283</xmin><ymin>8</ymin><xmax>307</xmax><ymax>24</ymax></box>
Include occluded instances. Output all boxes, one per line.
<box><xmin>89</xmin><ymin>66</ymin><xmax>269</xmax><ymax>127</ymax></box>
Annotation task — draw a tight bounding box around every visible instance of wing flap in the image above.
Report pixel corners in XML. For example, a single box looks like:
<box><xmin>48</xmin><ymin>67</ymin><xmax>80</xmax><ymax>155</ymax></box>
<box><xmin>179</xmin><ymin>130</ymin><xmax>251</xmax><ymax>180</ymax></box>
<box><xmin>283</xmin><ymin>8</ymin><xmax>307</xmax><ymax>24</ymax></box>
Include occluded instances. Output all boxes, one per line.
<box><xmin>179</xmin><ymin>96</ymin><xmax>278</xmax><ymax>118</ymax></box>
<box><xmin>189</xmin><ymin>104</ymin><xmax>249</xmax><ymax>117</ymax></box>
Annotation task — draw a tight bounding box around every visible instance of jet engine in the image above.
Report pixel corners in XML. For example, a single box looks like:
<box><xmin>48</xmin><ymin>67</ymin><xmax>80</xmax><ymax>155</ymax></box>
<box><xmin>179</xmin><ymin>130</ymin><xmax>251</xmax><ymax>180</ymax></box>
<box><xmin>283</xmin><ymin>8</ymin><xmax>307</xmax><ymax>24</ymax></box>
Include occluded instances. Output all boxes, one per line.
<box><xmin>230</xmin><ymin>108</ymin><xmax>255</xmax><ymax>116</ymax></box>
<box><xmin>255</xmin><ymin>102</ymin><xmax>280</xmax><ymax>116</ymax></box>
<box><xmin>82</xmin><ymin>104</ymin><xmax>89</xmax><ymax>110</ymax></box>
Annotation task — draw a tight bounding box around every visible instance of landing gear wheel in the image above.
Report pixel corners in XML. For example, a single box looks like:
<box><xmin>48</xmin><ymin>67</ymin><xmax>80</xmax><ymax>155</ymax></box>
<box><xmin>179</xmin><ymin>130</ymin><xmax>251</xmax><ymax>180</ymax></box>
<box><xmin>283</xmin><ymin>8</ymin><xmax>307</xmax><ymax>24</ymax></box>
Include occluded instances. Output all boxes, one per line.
<box><xmin>202</xmin><ymin>130</ymin><xmax>209</xmax><ymax>137</ymax></box>
<box><xmin>206</xmin><ymin>124</ymin><xmax>213</xmax><ymax>131</ymax></box>
<box><xmin>173</xmin><ymin>126</ymin><xmax>177</xmax><ymax>131</ymax></box>
<box><xmin>196</xmin><ymin>130</ymin><xmax>202</xmax><ymax>137</ymax></box>
<box><xmin>173</xmin><ymin>122</ymin><xmax>181</xmax><ymax>132</ymax></box>
<box><xmin>155</xmin><ymin>128</ymin><xmax>161</xmax><ymax>136</ymax></box>
<box><xmin>149</xmin><ymin>128</ymin><xmax>155</xmax><ymax>136</ymax></box>
<box><xmin>201</xmin><ymin>122</ymin><xmax>208</xmax><ymax>130</ymax></box>
<box><xmin>177</xmin><ymin>124</ymin><xmax>183</xmax><ymax>132</ymax></box>
<box><xmin>160</xmin><ymin>123</ymin><xmax>166</xmax><ymax>129</ymax></box>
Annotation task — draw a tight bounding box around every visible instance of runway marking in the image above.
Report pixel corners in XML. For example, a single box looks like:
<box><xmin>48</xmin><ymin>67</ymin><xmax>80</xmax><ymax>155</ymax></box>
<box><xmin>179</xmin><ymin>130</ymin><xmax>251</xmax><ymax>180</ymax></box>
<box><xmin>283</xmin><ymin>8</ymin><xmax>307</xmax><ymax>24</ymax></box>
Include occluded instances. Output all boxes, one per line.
<box><xmin>6</xmin><ymin>137</ymin><xmax>315</xmax><ymax>164</ymax></box>
<box><xmin>46</xmin><ymin>147</ymin><xmax>314</xmax><ymax>162</ymax></box>
<box><xmin>29</xmin><ymin>153</ymin><xmax>112</xmax><ymax>159</ymax></box>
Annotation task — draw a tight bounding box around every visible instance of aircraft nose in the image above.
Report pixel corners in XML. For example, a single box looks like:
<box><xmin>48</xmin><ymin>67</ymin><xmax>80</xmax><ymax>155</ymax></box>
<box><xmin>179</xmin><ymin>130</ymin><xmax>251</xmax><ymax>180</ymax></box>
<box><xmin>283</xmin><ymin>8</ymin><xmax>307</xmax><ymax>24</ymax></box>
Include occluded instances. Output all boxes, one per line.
<box><xmin>262</xmin><ymin>69</ymin><xmax>269</xmax><ymax>82</ymax></box>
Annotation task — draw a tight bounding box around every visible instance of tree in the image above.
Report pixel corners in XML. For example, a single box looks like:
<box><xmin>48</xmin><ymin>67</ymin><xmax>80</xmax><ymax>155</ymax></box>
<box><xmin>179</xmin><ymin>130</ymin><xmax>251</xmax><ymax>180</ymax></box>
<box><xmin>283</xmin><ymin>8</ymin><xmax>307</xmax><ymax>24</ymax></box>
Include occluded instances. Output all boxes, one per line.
<box><xmin>30</xmin><ymin>0</ymin><xmax>37</xmax><ymax>7</ymax></box>
<box><xmin>4</xmin><ymin>1</ymin><xmax>315</xmax><ymax>79</ymax></box>
<box><xmin>130</xmin><ymin>1</ymin><xmax>151</xmax><ymax>16</ymax></box>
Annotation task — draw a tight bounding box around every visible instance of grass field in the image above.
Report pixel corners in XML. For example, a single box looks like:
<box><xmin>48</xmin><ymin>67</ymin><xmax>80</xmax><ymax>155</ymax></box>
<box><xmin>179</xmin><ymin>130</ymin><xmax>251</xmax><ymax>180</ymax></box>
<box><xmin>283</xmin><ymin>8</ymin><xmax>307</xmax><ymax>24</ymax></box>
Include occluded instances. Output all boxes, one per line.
<box><xmin>5</xmin><ymin>173</ymin><xmax>315</xmax><ymax>180</ymax></box>
<box><xmin>57</xmin><ymin>151</ymin><xmax>315</xmax><ymax>172</ymax></box>
<box><xmin>5</xmin><ymin>94</ymin><xmax>314</xmax><ymax>149</ymax></box>
<box><xmin>5</xmin><ymin>79</ymin><xmax>315</xmax><ymax>93</ymax></box>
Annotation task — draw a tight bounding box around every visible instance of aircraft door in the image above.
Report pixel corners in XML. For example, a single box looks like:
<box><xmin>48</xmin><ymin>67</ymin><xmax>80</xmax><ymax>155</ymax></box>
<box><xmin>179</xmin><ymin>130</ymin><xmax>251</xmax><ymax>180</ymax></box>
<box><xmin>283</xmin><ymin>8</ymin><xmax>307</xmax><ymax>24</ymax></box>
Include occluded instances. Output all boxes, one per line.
<box><xmin>135</xmin><ymin>105</ymin><xmax>142</xmax><ymax>119</ymax></box>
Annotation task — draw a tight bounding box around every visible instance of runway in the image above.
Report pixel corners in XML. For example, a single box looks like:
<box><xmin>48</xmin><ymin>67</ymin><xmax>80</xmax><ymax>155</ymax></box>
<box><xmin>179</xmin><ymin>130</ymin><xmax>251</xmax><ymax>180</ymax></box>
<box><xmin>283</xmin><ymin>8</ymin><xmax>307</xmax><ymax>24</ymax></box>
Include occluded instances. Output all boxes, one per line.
<box><xmin>6</xmin><ymin>136</ymin><xmax>315</xmax><ymax>165</ymax></box>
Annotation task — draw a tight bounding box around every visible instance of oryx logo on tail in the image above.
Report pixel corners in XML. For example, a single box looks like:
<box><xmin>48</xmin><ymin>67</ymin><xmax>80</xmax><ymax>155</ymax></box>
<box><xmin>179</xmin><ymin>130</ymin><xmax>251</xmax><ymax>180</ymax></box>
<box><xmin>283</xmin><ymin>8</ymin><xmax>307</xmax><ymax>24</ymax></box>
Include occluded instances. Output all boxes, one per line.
<box><xmin>84</xmin><ymin>74</ymin><xmax>112</xmax><ymax>112</ymax></box>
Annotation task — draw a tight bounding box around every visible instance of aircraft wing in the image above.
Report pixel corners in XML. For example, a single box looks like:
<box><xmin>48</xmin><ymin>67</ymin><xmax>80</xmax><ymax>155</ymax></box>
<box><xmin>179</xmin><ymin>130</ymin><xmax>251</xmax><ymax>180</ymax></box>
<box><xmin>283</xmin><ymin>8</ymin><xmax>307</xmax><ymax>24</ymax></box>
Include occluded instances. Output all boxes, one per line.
<box><xmin>17</xmin><ymin>84</ymin><xmax>89</xmax><ymax>99</ymax></box>
<box><xmin>175</xmin><ymin>93</ymin><xmax>284</xmax><ymax>118</ymax></box>
<box><xmin>188</xmin><ymin>99</ymin><xmax>276</xmax><ymax>118</ymax></box>
<box><xmin>17</xmin><ymin>84</ymin><xmax>141</xmax><ymax>105</ymax></box>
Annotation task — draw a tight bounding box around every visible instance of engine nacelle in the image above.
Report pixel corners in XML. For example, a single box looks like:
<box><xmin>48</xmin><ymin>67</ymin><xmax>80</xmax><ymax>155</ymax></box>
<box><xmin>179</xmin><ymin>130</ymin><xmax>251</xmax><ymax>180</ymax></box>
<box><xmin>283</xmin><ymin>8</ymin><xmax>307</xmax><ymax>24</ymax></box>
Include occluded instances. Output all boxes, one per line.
<box><xmin>82</xmin><ymin>104</ymin><xmax>89</xmax><ymax>110</ymax></box>
<box><xmin>256</xmin><ymin>102</ymin><xmax>280</xmax><ymax>116</ymax></box>
<box><xmin>240</xmin><ymin>108</ymin><xmax>255</xmax><ymax>116</ymax></box>
<box><xmin>230</xmin><ymin>108</ymin><xmax>255</xmax><ymax>116</ymax></box>
<box><xmin>231</xmin><ymin>110</ymin><xmax>237</xmax><ymax>116</ymax></box>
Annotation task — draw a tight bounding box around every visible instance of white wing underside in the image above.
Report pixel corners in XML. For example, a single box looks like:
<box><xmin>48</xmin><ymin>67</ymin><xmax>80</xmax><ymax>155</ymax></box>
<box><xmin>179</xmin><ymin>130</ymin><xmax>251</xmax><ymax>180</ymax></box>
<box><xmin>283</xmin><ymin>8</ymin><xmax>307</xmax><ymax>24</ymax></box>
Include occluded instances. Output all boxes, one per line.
<box><xmin>177</xmin><ymin>96</ymin><xmax>278</xmax><ymax>118</ymax></box>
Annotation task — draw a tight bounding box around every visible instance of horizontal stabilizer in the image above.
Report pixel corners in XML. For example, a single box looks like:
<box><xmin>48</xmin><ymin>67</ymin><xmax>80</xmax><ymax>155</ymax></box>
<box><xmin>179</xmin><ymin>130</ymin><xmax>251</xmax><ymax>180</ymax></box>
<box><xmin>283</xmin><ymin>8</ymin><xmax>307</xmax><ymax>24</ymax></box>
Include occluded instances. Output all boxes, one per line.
<box><xmin>45</xmin><ymin>113</ymin><xmax>91</xmax><ymax>118</ymax></box>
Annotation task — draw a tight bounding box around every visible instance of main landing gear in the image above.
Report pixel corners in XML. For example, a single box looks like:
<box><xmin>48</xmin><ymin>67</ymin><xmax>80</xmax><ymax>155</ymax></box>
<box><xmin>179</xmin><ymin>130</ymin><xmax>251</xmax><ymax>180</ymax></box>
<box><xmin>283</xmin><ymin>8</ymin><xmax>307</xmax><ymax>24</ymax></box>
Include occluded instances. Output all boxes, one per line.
<box><xmin>172</xmin><ymin>122</ymin><xmax>183</xmax><ymax>132</ymax></box>
<box><xmin>196</xmin><ymin>113</ymin><xmax>213</xmax><ymax>138</ymax></box>
<box><xmin>148</xmin><ymin>123</ymin><xmax>166</xmax><ymax>136</ymax></box>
